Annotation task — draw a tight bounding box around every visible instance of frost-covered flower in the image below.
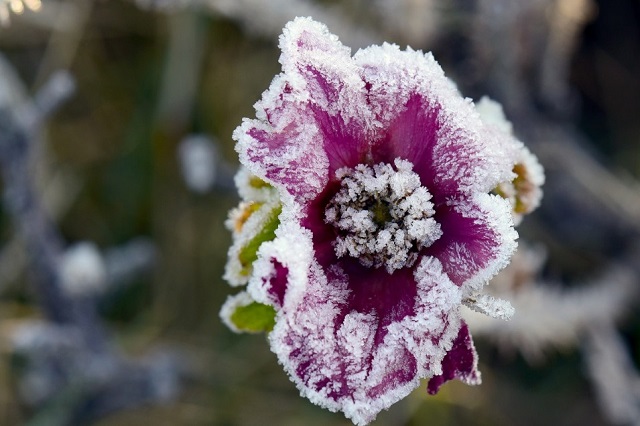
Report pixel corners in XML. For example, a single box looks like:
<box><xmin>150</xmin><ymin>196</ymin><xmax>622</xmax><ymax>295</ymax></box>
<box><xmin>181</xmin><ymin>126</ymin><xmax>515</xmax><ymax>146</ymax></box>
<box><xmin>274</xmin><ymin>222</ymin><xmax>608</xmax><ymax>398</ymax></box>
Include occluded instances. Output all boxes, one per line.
<box><xmin>475</xmin><ymin>97</ymin><xmax>545</xmax><ymax>225</ymax></box>
<box><xmin>221</xmin><ymin>17</ymin><xmax>541</xmax><ymax>425</ymax></box>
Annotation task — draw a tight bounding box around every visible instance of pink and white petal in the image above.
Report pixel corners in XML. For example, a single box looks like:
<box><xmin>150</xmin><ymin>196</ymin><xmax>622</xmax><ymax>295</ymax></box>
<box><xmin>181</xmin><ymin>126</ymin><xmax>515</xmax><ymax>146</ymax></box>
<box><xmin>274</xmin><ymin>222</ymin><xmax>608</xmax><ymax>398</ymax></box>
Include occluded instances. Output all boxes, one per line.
<box><xmin>427</xmin><ymin>322</ymin><xmax>481</xmax><ymax>395</ymax></box>
<box><xmin>279</xmin><ymin>18</ymin><xmax>376</xmax><ymax>175</ymax></box>
<box><xmin>430</xmin><ymin>192</ymin><xmax>518</xmax><ymax>293</ymax></box>
<box><xmin>267</xmin><ymin>254</ymin><xmax>463</xmax><ymax>425</ymax></box>
<box><xmin>235</xmin><ymin>97</ymin><xmax>330</xmax><ymax>203</ymax></box>
<box><xmin>235</xmin><ymin>18</ymin><xmax>376</xmax><ymax>202</ymax></box>
<box><xmin>354</xmin><ymin>44</ymin><xmax>513</xmax><ymax>197</ymax></box>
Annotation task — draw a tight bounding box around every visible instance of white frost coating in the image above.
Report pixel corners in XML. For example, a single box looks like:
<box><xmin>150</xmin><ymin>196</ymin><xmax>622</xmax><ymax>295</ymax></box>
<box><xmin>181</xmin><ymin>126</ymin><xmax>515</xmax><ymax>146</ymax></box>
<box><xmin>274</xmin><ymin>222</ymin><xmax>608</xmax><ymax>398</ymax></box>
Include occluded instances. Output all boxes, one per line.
<box><xmin>463</xmin><ymin>293</ymin><xmax>514</xmax><ymax>320</ymax></box>
<box><xmin>353</xmin><ymin>44</ymin><xmax>514</xmax><ymax>195</ymax></box>
<box><xmin>219</xmin><ymin>291</ymin><xmax>259</xmax><ymax>333</ymax></box>
<box><xmin>224</xmin><ymin>199</ymin><xmax>280</xmax><ymax>286</ymax></box>
<box><xmin>326</xmin><ymin>158</ymin><xmax>442</xmax><ymax>273</ymax></box>
<box><xmin>475</xmin><ymin>96</ymin><xmax>513</xmax><ymax>134</ymax></box>
<box><xmin>234</xmin><ymin>17</ymin><xmax>376</xmax><ymax>203</ymax></box>
<box><xmin>59</xmin><ymin>242</ymin><xmax>106</xmax><ymax>297</ymax></box>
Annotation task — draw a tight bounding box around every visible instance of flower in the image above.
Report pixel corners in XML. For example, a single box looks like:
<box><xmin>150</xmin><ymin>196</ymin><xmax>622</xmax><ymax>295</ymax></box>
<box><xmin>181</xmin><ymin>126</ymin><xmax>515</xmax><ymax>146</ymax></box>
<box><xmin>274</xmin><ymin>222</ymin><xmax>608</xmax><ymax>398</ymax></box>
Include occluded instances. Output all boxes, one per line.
<box><xmin>475</xmin><ymin>97</ymin><xmax>545</xmax><ymax>225</ymax></box>
<box><xmin>221</xmin><ymin>17</ymin><xmax>541</xmax><ymax>425</ymax></box>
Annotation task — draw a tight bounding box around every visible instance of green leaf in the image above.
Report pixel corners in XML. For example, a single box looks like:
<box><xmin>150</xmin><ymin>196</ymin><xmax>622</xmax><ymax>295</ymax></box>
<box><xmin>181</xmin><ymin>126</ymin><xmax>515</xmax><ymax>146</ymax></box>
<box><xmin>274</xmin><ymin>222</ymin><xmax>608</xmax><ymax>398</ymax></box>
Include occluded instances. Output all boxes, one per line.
<box><xmin>249</xmin><ymin>175</ymin><xmax>272</xmax><ymax>189</ymax></box>
<box><xmin>230</xmin><ymin>302</ymin><xmax>276</xmax><ymax>332</ymax></box>
<box><xmin>238</xmin><ymin>203</ymin><xmax>281</xmax><ymax>275</ymax></box>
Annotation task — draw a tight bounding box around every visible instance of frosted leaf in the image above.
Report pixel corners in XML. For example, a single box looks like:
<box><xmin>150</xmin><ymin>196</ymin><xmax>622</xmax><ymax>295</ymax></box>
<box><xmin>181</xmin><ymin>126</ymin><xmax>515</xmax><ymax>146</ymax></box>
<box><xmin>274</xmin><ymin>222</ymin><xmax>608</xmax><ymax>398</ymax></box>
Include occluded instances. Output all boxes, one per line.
<box><xmin>219</xmin><ymin>291</ymin><xmax>276</xmax><ymax>334</ymax></box>
<box><xmin>224</xmin><ymin>200</ymin><xmax>281</xmax><ymax>287</ymax></box>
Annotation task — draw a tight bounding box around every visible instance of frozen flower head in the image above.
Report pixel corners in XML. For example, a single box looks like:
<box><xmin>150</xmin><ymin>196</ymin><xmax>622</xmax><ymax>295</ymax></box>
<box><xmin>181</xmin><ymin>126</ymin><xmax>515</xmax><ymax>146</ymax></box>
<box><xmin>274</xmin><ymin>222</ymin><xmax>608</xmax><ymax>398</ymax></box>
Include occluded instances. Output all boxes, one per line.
<box><xmin>222</xmin><ymin>17</ymin><xmax>542</xmax><ymax>425</ymax></box>
<box><xmin>476</xmin><ymin>97</ymin><xmax>545</xmax><ymax>225</ymax></box>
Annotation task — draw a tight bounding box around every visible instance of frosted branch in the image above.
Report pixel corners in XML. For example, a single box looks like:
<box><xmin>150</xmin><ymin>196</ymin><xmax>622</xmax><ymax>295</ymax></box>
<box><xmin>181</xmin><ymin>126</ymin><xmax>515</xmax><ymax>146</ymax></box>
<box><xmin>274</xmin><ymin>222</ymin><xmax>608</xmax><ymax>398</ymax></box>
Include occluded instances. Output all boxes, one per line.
<box><xmin>0</xmin><ymin>66</ymin><xmax>182</xmax><ymax>423</ymax></box>
<box><xmin>135</xmin><ymin>0</ymin><xmax>378</xmax><ymax>48</ymax></box>
<box><xmin>465</xmin><ymin>246</ymin><xmax>639</xmax><ymax>362</ymax></box>
<box><xmin>583</xmin><ymin>324</ymin><xmax>640</xmax><ymax>425</ymax></box>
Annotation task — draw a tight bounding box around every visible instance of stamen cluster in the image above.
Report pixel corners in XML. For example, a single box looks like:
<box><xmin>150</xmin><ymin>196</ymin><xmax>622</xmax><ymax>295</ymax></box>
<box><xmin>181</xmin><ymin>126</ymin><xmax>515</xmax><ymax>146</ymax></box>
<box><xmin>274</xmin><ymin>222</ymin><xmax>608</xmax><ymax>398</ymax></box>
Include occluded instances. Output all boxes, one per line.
<box><xmin>325</xmin><ymin>158</ymin><xmax>442</xmax><ymax>273</ymax></box>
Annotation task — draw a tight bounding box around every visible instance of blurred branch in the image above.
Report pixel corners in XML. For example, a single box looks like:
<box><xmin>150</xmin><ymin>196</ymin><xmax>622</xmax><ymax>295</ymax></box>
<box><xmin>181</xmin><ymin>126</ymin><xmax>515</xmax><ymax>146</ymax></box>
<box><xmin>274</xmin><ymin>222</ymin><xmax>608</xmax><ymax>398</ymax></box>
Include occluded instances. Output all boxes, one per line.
<box><xmin>583</xmin><ymin>323</ymin><xmax>640</xmax><ymax>426</ymax></box>
<box><xmin>466</xmin><ymin>243</ymin><xmax>640</xmax><ymax>361</ymax></box>
<box><xmin>0</xmin><ymin>107</ymin><xmax>99</xmax><ymax>330</ymax></box>
<box><xmin>0</xmin><ymin>68</ymin><xmax>182</xmax><ymax>424</ymax></box>
<box><xmin>135</xmin><ymin>0</ymin><xmax>378</xmax><ymax>48</ymax></box>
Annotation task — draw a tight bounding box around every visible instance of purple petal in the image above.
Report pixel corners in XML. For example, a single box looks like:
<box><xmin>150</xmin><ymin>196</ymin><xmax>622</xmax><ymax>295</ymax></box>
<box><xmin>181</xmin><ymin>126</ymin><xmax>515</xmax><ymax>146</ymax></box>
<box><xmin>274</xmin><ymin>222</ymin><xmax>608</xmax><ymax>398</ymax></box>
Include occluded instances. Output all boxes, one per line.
<box><xmin>236</xmin><ymin>86</ymin><xmax>329</xmax><ymax>203</ymax></box>
<box><xmin>235</xmin><ymin>18</ymin><xmax>374</xmax><ymax>203</ymax></box>
<box><xmin>310</xmin><ymin>103</ymin><xmax>371</xmax><ymax>177</ymax></box>
<box><xmin>265</xmin><ymin>260</ymin><xmax>288</xmax><ymax>308</ymax></box>
<box><xmin>355</xmin><ymin>44</ymin><xmax>513</xmax><ymax>197</ymax></box>
<box><xmin>372</xmin><ymin>93</ymin><xmax>441</xmax><ymax>200</ymax></box>
<box><xmin>301</xmin><ymin>181</ymin><xmax>342</xmax><ymax>266</ymax></box>
<box><xmin>264</xmin><ymin>255</ymin><xmax>463</xmax><ymax>425</ymax></box>
<box><xmin>427</xmin><ymin>322</ymin><xmax>481</xmax><ymax>395</ymax></box>
<box><xmin>428</xmin><ymin>193</ymin><xmax>518</xmax><ymax>292</ymax></box>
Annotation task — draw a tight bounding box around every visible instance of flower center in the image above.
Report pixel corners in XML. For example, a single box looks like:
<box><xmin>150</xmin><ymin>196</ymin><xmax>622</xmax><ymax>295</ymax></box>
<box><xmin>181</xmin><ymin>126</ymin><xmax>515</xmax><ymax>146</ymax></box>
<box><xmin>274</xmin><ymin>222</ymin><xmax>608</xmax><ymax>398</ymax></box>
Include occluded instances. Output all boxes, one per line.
<box><xmin>325</xmin><ymin>158</ymin><xmax>442</xmax><ymax>274</ymax></box>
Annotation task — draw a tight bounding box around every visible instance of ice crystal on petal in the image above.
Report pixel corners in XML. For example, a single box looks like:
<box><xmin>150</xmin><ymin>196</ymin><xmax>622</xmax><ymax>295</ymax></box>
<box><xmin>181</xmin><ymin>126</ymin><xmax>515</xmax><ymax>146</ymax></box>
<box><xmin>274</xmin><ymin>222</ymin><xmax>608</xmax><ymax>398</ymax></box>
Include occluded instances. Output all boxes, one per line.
<box><xmin>463</xmin><ymin>292</ymin><xmax>515</xmax><ymax>320</ymax></box>
<box><xmin>223</xmin><ymin>17</ymin><xmax>542</xmax><ymax>425</ymax></box>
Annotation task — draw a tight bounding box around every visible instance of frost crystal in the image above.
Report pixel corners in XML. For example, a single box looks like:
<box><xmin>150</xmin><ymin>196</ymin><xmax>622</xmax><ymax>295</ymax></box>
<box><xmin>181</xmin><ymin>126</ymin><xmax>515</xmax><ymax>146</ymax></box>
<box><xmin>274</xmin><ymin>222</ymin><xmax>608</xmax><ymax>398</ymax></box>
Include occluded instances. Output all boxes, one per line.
<box><xmin>222</xmin><ymin>17</ymin><xmax>543</xmax><ymax>425</ymax></box>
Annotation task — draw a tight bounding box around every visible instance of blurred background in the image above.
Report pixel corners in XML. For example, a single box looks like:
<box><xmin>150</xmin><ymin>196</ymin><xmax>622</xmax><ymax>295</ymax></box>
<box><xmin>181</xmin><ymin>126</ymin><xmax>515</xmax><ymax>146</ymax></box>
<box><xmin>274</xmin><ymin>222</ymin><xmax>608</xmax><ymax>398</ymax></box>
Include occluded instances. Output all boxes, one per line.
<box><xmin>0</xmin><ymin>0</ymin><xmax>639</xmax><ymax>425</ymax></box>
